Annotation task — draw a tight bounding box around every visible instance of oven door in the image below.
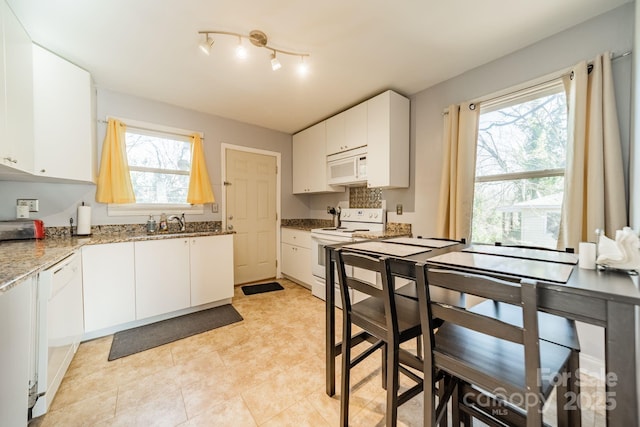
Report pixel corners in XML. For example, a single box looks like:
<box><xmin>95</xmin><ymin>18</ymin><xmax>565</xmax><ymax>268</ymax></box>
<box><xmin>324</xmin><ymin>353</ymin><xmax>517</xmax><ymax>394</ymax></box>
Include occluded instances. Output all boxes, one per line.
<box><xmin>310</xmin><ymin>233</ymin><xmax>352</xmax><ymax>278</ymax></box>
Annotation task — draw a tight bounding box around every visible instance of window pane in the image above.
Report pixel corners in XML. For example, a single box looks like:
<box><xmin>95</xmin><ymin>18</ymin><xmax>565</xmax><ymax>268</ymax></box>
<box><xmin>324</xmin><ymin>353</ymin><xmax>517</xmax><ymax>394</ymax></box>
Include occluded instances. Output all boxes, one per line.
<box><xmin>125</xmin><ymin>132</ymin><xmax>191</xmax><ymax>171</ymax></box>
<box><xmin>471</xmin><ymin>176</ymin><xmax>564</xmax><ymax>248</ymax></box>
<box><xmin>130</xmin><ymin>171</ymin><xmax>190</xmax><ymax>204</ymax></box>
<box><xmin>476</xmin><ymin>92</ymin><xmax>567</xmax><ymax>177</ymax></box>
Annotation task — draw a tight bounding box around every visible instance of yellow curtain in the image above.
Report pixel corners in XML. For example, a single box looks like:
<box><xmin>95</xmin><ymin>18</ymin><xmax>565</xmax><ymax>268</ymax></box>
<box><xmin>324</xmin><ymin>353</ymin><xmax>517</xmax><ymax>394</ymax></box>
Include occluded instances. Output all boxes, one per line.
<box><xmin>559</xmin><ymin>53</ymin><xmax>627</xmax><ymax>249</ymax></box>
<box><xmin>95</xmin><ymin>119</ymin><xmax>136</xmax><ymax>204</ymax></box>
<box><xmin>187</xmin><ymin>134</ymin><xmax>215</xmax><ymax>204</ymax></box>
<box><xmin>436</xmin><ymin>103</ymin><xmax>480</xmax><ymax>241</ymax></box>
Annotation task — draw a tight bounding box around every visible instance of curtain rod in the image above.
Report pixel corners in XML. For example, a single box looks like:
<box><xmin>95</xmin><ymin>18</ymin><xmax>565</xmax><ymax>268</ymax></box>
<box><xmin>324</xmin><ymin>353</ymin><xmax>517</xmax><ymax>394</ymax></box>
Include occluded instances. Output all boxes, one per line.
<box><xmin>97</xmin><ymin>118</ymin><xmax>204</xmax><ymax>140</ymax></box>
<box><xmin>443</xmin><ymin>50</ymin><xmax>633</xmax><ymax>115</ymax></box>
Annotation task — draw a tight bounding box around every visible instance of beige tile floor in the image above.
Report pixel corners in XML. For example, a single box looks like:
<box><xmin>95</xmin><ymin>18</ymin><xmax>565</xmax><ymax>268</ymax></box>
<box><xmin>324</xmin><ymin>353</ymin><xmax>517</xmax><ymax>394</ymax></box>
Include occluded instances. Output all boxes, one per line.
<box><xmin>31</xmin><ymin>279</ymin><xmax>606</xmax><ymax>426</ymax></box>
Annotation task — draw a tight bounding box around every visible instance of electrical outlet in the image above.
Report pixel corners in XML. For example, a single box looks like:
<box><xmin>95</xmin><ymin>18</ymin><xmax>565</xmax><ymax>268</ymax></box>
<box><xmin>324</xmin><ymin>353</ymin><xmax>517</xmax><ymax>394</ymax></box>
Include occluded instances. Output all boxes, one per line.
<box><xmin>396</xmin><ymin>204</ymin><xmax>403</xmax><ymax>215</ymax></box>
<box><xmin>212</xmin><ymin>203</ymin><xmax>219</xmax><ymax>213</ymax></box>
<box><xmin>17</xmin><ymin>199</ymin><xmax>39</xmax><ymax>212</ymax></box>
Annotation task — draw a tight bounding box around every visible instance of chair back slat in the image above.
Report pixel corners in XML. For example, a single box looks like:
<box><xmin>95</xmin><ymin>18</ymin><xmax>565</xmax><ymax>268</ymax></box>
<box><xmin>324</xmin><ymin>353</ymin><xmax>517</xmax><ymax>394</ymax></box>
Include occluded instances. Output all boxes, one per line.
<box><xmin>426</xmin><ymin>268</ymin><xmax>522</xmax><ymax>305</ymax></box>
<box><xmin>431</xmin><ymin>303</ymin><xmax>524</xmax><ymax>344</ymax></box>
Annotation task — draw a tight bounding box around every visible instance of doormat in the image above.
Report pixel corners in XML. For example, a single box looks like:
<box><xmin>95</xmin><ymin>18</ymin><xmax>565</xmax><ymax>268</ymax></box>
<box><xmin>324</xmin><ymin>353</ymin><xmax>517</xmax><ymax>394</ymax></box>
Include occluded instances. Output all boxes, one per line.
<box><xmin>241</xmin><ymin>282</ymin><xmax>284</xmax><ymax>295</ymax></box>
<box><xmin>108</xmin><ymin>304</ymin><xmax>243</xmax><ymax>361</ymax></box>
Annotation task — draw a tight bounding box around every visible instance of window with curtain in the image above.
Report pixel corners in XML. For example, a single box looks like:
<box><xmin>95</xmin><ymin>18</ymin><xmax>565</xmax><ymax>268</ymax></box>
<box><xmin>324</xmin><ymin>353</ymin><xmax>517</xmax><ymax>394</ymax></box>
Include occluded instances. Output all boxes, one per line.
<box><xmin>471</xmin><ymin>80</ymin><xmax>567</xmax><ymax>248</ymax></box>
<box><xmin>107</xmin><ymin>122</ymin><xmax>205</xmax><ymax>215</ymax></box>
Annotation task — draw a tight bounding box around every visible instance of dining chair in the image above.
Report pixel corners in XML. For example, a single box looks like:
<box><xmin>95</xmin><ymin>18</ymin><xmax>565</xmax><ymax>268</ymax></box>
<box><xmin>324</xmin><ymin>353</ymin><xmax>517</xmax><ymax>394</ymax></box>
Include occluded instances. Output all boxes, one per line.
<box><xmin>335</xmin><ymin>249</ymin><xmax>452</xmax><ymax>427</ymax></box>
<box><xmin>415</xmin><ymin>263</ymin><xmax>580</xmax><ymax>426</ymax></box>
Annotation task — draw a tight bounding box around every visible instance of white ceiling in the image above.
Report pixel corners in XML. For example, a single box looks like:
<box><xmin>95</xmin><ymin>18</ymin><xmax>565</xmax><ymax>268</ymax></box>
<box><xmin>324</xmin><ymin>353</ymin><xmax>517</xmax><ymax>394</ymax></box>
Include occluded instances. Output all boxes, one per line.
<box><xmin>8</xmin><ymin>0</ymin><xmax>630</xmax><ymax>134</ymax></box>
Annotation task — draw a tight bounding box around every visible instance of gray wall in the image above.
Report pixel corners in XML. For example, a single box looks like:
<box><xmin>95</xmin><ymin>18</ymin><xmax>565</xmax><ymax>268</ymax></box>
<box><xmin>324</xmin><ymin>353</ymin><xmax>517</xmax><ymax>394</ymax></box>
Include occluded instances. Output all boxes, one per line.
<box><xmin>0</xmin><ymin>88</ymin><xmax>309</xmax><ymax>226</ymax></box>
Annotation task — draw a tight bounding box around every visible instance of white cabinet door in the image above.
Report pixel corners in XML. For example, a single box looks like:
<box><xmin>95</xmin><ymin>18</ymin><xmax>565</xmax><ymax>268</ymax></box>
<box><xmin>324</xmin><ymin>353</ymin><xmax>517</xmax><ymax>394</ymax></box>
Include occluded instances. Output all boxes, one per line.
<box><xmin>190</xmin><ymin>235</ymin><xmax>234</xmax><ymax>306</ymax></box>
<box><xmin>367</xmin><ymin>90</ymin><xmax>410</xmax><ymax>188</ymax></box>
<box><xmin>135</xmin><ymin>239</ymin><xmax>190</xmax><ymax>320</ymax></box>
<box><xmin>82</xmin><ymin>243</ymin><xmax>135</xmax><ymax>333</ymax></box>
<box><xmin>0</xmin><ymin>277</ymin><xmax>32</xmax><ymax>427</ymax></box>
<box><xmin>326</xmin><ymin>103</ymin><xmax>367</xmax><ymax>156</ymax></box>
<box><xmin>33</xmin><ymin>45</ymin><xmax>94</xmax><ymax>182</ymax></box>
<box><xmin>281</xmin><ymin>242</ymin><xmax>312</xmax><ymax>285</ymax></box>
<box><xmin>293</xmin><ymin>121</ymin><xmax>343</xmax><ymax>194</ymax></box>
<box><xmin>326</xmin><ymin>112</ymin><xmax>346</xmax><ymax>155</ymax></box>
<box><xmin>344</xmin><ymin>102</ymin><xmax>367</xmax><ymax>152</ymax></box>
<box><xmin>1</xmin><ymin>1</ymin><xmax>33</xmax><ymax>173</ymax></box>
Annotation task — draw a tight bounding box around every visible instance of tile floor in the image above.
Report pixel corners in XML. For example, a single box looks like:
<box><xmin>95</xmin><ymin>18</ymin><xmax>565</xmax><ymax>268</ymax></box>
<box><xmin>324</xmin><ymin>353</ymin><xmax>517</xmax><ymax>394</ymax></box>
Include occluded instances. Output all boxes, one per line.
<box><xmin>31</xmin><ymin>279</ymin><xmax>607</xmax><ymax>426</ymax></box>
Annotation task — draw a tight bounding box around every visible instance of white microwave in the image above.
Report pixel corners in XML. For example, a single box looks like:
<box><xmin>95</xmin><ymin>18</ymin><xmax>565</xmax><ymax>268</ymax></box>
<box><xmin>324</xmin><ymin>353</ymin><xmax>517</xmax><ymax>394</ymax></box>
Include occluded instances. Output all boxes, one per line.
<box><xmin>327</xmin><ymin>146</ymin><xmax>367</xmax><ymax>185</ymax></box>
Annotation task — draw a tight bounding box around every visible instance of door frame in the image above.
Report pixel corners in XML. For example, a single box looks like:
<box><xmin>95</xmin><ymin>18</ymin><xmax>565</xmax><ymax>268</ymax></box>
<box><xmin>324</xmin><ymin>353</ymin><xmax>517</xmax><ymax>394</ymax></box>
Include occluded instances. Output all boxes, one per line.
<box><xmin>220</xmin><ymin>143</ymin><xmax>282</xmax><ymax>280</ymax></box>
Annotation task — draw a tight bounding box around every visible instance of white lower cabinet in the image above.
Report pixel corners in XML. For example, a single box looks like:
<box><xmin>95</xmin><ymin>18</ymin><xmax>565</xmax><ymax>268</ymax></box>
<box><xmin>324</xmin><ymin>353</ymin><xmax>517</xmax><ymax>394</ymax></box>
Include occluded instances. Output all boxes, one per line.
<box><xmin>0</xmin><ymin>278</ymin><xmax>33</xmax><ymax>427</ymax></box>
<box><xmin>281</xmin><ymin>228</ymin><xmax>313</xmax><ymax>286</ymax></box>
<box><xmin>135</xmin><ymin>238</ymin><xmax>191</xmax><ymax>320</ymax></box>
<box><xmin>82</xmin><ymin>242</ymin><xmax>135</xmax><ymax>333</ymax></box>
<box><xmin>190</xmin><ymin>235</ymin><xmax>234</xmax><ymax>306</ymax></box>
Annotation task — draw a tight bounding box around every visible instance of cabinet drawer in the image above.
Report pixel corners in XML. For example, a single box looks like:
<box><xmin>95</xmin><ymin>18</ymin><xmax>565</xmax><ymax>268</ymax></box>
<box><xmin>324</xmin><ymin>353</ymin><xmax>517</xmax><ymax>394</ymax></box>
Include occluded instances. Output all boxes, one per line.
<box><xmin>281</xmin><ymin>228</ymin><xmax>311</xmax><ymax>248</ymax></box>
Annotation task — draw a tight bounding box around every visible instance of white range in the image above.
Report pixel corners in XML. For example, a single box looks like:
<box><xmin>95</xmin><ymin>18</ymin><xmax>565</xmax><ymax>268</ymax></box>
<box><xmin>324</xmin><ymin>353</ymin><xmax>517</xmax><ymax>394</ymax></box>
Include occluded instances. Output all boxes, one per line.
<box><xmin>309</xmin><ymin>208</ymin><xmax>385</xmax><ymax>303</ymax></box>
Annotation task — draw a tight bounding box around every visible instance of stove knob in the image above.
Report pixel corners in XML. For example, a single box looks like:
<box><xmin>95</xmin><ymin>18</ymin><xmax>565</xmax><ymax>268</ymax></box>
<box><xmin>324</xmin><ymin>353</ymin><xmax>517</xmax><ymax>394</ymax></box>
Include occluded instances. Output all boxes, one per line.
<box><xmin>374</xmin><ymin>213</ymin><xmax>378</xmax><ymax>218</ymax></box>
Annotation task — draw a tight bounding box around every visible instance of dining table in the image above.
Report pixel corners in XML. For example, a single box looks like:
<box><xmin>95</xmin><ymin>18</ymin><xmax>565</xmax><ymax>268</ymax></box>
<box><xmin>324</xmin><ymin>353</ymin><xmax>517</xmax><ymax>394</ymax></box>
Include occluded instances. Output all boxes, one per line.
<box><xmin>324</xmin><ymin>238</ymin><xmax>640</xmax><ymax>426</ymax></box>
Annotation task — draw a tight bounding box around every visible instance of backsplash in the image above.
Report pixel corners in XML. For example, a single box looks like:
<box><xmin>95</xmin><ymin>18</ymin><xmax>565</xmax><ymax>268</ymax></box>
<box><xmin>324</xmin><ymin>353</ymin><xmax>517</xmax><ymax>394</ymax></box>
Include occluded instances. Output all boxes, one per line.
<box><xmin>46</xmin><ymin>221</ymin><xmax>223</xmax><ymax>238</ymax></box>
<box><xmin>349</xmin><ymin>186</ymin><xmax>382</xmax><ymax>208</ymax></box>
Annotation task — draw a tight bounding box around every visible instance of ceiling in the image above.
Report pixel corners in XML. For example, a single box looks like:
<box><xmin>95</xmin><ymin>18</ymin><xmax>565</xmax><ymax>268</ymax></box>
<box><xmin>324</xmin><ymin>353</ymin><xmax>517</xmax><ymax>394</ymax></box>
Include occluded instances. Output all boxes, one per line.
<box><xmin>8</xmin><ymin>0</ymin><xmax>630</xmax><ymax>134</ymax></box>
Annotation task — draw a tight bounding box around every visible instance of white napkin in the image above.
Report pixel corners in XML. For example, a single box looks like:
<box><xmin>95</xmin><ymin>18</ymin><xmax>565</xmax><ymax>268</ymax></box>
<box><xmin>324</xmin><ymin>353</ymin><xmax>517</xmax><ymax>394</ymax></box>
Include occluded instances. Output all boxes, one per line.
<box><xmin>596</xmin><ymin>227</ymin><xmax>640</xmax><ymax>270</ymax></box>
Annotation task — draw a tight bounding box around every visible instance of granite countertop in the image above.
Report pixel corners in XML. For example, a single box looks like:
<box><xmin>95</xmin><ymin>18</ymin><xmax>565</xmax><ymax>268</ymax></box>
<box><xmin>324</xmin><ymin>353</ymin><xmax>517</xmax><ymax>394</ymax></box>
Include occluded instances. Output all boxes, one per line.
<box><xmin>0</xmin><ymin>230</ymin><xmax>232</xmax><ymax>294</ymax></box>
<box><xmin>281</xmin><ymin>218</ymin><xmax>412</xmax><ymax>239</ymax></box>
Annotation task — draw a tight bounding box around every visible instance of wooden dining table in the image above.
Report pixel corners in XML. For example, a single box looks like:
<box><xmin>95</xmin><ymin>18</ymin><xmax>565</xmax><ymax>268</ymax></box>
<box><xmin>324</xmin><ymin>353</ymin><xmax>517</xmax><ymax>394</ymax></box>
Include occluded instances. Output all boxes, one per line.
<box><xmin>324</xmin><ymin>239</ymin><xmax>640</xmax><ymax>426</ymax></box>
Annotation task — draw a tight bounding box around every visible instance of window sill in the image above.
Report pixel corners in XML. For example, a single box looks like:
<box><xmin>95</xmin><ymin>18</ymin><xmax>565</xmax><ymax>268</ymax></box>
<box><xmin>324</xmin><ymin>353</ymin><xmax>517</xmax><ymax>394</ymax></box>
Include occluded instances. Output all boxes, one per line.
<box><xmin>107</xmin><ymin>203</ymin><xmax>204</xmax><ymax>217</ymax></box>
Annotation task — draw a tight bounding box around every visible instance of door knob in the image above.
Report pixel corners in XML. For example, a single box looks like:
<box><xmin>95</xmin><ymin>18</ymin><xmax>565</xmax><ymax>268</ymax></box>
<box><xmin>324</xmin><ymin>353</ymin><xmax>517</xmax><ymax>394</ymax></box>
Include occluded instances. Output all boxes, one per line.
<box><xmin>228</xmin><ymin>215</ymin><xmax>233</xmax><ymax>220</ymax></box>
<box><xmin>227</xmin><ymin>224</ymin><xmax>234</xmax><ymax>230</ymax></box>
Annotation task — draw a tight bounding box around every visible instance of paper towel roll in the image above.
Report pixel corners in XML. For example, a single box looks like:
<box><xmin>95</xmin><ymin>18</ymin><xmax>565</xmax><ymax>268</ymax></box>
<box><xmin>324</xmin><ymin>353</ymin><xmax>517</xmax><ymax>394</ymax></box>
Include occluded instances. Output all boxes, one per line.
<box><xmin>579</xmin><ymin>242</ymin><xmax>596</xmax><ymax>269</ymax></box>
<box><xmin>77</xmin><ymin>205</ymin><xmax>91</xmax><ymax>235</ymax></box>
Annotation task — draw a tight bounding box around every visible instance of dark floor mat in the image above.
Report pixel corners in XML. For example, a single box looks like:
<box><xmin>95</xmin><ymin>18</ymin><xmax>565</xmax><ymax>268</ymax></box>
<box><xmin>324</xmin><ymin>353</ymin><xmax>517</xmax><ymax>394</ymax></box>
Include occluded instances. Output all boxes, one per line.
<box><xmin>108</xmin><ymin>304</ymin><xmax>243</xmax><ymax>360</ymax></box>
<box><xmin>241</xmin><ymin>282</ymin><xmax>284</xmax><ymax>295</ymax></box>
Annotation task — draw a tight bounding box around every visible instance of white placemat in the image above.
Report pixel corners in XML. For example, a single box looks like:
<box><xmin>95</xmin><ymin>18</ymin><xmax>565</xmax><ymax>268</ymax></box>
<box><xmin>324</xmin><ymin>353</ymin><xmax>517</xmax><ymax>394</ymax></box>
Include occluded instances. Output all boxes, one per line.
<box><xmin>343</xmin><ymin>241</ymin><xmax>431</xmax><ymax>257</ymax></box>
<box><xmin>462</xmin><ymin>244</ymin><xmax>578</xmax><ymax>265</ymax></box>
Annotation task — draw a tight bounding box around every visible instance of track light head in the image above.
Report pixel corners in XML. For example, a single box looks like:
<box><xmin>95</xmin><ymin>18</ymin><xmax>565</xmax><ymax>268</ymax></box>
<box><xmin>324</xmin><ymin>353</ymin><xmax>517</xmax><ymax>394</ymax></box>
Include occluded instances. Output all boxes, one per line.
<box><xmin>270</xmin><ymin>52</ymin><xmax>281</xmax><ymax>71</ymax></box>
<box><xmin>198</xmin><ymin>35</ymin><xmax>214</xmax><ymax>55</ymax></box>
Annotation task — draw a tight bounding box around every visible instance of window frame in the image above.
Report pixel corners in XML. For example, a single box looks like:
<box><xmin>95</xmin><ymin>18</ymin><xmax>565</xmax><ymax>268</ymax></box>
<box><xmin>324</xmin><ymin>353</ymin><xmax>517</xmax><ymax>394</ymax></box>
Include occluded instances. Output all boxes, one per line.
<box><xmin>106</xmin><ymin>117</ymin><xmax>205</xmax><ymax>216</ymax></box>
<box><xmin>470</xmin><ymin>79</ymin><xmax>567</xmax><ymax>247</ymax></box>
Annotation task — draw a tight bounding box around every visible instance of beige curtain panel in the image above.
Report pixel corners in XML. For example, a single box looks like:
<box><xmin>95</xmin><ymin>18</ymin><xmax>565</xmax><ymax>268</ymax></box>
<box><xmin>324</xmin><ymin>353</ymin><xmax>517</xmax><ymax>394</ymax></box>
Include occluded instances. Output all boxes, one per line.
<box><xmin>95</xmin><ymin>119</ymin><xmax>136</xmax><ymax>204</ymax></box>
<box><xmin>187</xmin><ymin>134</ymin><xmax>215</xmax><ymax>204</ymax></box>
<box><xmin>559</xmin><ymin>52</ymin><xmax>627</xmax><ymax>249</ymax></box>
<box><xmin>436</xmin><ymin>103</ymin><xmax>480</xmax><ymax>241</ymax></box>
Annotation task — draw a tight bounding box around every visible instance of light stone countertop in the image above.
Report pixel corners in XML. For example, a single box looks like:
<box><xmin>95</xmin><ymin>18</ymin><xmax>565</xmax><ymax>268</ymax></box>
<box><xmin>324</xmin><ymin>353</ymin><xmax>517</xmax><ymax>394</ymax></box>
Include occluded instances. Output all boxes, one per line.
<box><xmin>0</xmin><ymin>230</ymin><xmax>233</xmax><ymax>293</ymax></box>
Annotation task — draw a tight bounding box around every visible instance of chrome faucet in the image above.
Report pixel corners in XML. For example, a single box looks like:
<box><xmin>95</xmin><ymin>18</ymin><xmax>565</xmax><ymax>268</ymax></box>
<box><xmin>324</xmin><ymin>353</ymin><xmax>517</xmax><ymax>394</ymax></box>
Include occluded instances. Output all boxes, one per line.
<box><xmin>168</xmin><ymin>213</ymin><xmax>186</xmax><ymax>232</ymax></box>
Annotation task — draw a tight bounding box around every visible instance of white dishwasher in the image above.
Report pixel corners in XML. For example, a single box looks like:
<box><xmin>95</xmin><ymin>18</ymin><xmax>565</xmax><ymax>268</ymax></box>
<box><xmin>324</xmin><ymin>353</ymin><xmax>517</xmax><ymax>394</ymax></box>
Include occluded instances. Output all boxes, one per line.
<box><xmin>32</xmin><ymin>251</ymin><xmax>84</xmax><ymax>418</ymax></box>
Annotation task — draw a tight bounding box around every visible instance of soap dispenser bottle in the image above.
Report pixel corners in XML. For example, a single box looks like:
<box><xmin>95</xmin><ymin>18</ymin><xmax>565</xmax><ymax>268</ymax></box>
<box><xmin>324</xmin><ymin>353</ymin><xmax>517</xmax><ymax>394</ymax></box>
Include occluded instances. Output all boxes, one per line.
<box><xmin>159</xmin><ymin>213</ymin><xmax>168</xmax><ymax>232</ymax></box>
<box><xmin>146</xmin><ymin>215</ymin><xmax>157</xmax><ymax>233</ymax></box>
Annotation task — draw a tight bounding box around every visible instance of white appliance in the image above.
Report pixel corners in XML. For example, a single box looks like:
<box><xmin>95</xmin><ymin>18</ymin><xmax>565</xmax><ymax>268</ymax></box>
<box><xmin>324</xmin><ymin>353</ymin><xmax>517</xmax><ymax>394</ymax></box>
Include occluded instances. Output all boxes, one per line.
<box><xmin>327</xmin><ymin>146</ymin><xmax>367</xmax><ymax>186</ymax></box>
<box><xmin>310</xmin><ymin>208</ymin><xmax>385</xmax><ymax>305</ymax></box>
<box><xmin>32</xmin><ymin>252</ymin><xmax>84</xmax><ymax>418</ymax></box>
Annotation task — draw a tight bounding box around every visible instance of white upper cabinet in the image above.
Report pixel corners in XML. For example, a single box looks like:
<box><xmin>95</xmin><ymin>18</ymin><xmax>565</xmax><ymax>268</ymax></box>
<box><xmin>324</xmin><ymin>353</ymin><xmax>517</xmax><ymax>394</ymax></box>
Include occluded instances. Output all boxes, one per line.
<box><xmin>292</xmin><ymin>121</ymin><xmax>343</xmax><ymax>194</ymax></box>
<box><xmin>366</xmin><ymin>90</ymin><xmax>410</xmax><ymax>188</ymax></box>
<box><xmin>326</xmin><ymin>102</ymin><xmax>367</xmax><ymax>155</ymax></box>
<box><xmin>33</xmin><ymin>45</ymin><xmax>95</xmax><ymax>183</ymax></box>
<box><xmin>0</xmin><ymin>1</ymin><xmax>33</xmax><ymax>173</ymax></box>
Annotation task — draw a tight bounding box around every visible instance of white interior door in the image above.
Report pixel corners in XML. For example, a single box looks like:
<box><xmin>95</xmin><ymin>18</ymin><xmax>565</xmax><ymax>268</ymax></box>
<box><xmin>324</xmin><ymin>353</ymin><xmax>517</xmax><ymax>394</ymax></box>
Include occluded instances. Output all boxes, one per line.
<box><xmin>225</xmin><ymin>149</ymin><xmax>277</xmax><ymax>284</ymax></box>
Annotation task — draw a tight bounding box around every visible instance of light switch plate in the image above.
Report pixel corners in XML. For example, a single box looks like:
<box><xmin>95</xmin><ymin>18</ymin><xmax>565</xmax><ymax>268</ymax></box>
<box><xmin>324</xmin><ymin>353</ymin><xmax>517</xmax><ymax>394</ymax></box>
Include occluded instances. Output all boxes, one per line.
<box><xmin>212</xmin><ymin>203</ymin><xmax>219</xmax><ymax>213</ymax></box>
<box><xmin>396</xmin><ymin>204</ymin><xmax>403</xmax><ymax>215</ymax></box>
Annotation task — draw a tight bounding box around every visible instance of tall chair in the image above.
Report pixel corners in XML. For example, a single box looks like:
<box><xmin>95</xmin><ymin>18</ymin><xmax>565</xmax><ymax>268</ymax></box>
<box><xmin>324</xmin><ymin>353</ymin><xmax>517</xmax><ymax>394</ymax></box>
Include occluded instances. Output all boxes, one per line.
<box><xmin>335</xmin><ymin>249</ymin><xmax>451</xmax><ymax>427</ymax></box>
<box><xmin>415</xmin><ymin>263</ymin><xmax>580</xmax><ymax>426</ymax></box>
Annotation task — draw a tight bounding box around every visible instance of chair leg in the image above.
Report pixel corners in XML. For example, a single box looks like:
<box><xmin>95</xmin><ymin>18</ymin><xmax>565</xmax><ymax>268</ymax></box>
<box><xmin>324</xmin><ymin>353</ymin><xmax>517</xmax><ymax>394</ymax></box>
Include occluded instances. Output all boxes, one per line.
<box><xmin>386</xmin><ymin>344</ymin><xmax>400</xmax><ymax>427</ymax></box>
<box><xmin>340</xmin><ymin>320</ymin><xmax>352</xmax><ymax>427</ymax></box>
<box><xmin>567</xmin><ymin>351</ymin><xmax>581</xmax><ymax>427</ymax></box>
<box><xmin>382</xmin><ymin>343</ymin><xmax>387</xmax><ymax>390</ymax></box>
<box><xmin>437</xmin><ymin>377</ymin><xmax>448</xmax><ymax>427</ymax></box>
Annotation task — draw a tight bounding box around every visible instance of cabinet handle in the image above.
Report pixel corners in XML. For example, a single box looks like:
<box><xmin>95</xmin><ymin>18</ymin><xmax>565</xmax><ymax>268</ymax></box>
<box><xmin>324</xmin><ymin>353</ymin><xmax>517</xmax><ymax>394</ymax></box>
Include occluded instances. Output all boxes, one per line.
<box><xmin>40</xmin><ymin>169</ymin><xmax>46</xmax><ymax>173</ymax></box>
<box><xmin>4</xmin><ymin>157</ymin><xmax>17</xmax><ymax>164</ymax></box>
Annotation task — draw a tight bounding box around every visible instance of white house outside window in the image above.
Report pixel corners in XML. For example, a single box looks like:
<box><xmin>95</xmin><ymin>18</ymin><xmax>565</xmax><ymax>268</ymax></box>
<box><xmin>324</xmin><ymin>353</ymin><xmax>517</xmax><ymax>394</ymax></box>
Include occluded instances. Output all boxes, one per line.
<box><xmin>471</xmin><ymin>81</ymin><xmax>568</xmax><ymax>248</ymax></box>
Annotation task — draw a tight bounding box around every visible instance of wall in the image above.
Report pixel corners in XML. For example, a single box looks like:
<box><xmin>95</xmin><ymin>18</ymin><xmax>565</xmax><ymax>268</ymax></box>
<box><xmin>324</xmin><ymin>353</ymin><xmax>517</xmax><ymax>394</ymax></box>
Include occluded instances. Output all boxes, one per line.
<box><xmin>0</xmin><ymin>88</ymin><xmax>308</xmax><ymax>226</ymax></box>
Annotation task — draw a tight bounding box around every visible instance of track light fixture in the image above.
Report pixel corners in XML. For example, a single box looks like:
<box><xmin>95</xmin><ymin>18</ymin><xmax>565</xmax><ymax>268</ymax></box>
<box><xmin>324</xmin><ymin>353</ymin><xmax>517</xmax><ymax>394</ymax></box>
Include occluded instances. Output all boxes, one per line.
<box><xmin>198</xmin><ymin>29</ymin><xmax>310</xmax><ymax>72</ymax></box>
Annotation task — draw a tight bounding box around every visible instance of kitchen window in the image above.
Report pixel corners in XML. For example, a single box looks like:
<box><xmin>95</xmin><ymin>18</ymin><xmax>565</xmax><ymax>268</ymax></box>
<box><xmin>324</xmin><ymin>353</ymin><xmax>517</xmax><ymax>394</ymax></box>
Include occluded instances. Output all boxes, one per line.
<box><xmin>471</xmin><ymin>80</ymin><xmax>567</xmax><ymax>248</ymax></box>
<box><xmin>107</xmin><ymin>120</ymin><xmax>204</xmax><ymax>215</ymax></box>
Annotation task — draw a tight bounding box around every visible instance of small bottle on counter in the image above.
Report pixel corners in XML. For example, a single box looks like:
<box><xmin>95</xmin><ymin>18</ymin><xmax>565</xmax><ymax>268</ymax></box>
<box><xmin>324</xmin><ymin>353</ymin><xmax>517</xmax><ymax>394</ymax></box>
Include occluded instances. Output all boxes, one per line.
<box><xmin>146</xmin><ymin>215</ymin><xmax>157</xmax><ymax>234</ymax></box>
<box><xmin>159</xmin><ymin>213</ymin><xmax>168</xmax><ymax>232</ymax></box>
